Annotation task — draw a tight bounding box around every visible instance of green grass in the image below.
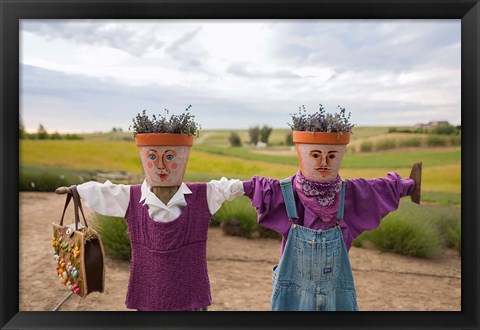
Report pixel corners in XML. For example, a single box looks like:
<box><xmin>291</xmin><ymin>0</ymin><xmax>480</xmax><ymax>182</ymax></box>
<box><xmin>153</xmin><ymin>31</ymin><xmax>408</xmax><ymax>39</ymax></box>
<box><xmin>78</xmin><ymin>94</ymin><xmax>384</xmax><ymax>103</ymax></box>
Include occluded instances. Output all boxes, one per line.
<box><xmin>421</xmin><ymin>191</ymin><xmax>461</xmax><ymax>205</ymax></box>
<box><xmin>194</xmin><ymin>144</ymin><xmax>460</xmax><ymax>169</ymax></box>
<box><xmin>426</xmin><ymin>135</ymin><xmax>448</xmax><ymax>146</ymax></box>
<box><xmin>375</xmin><ymin>139</ymin><xmax>396</xmax><ymax>151</ymax></box>
<box><xmin>398</xmin><ymin>137</ymin><xmax>422</xmax><ymax>147</ymax></box>
<box><xmin>20</xmin><ymin>140</ymin><xmax>143</xmax><ymax>174</ymax></box>
<box><xmin>341</xmin><ymin>148</ymin><xmax>459</xmax><ymax>168</ymax></box>
<box><xmin>360</xmin><ymin>141</ymin><xmax>373</xmax><ymax>152</ymax></box>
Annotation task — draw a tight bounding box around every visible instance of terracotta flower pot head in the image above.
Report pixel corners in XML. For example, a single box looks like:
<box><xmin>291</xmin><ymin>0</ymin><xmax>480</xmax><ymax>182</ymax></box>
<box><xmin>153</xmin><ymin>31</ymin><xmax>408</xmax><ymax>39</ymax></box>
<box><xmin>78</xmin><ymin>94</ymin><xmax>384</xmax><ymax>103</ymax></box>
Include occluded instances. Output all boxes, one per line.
<box><xmin>289</xmin><ymin>104</ymin><xmax>354</xmax><ymax>183</ymax></box>
<box><xmin>131</xmin><ymin>107</ymin><xmax>201</xmax><ymax>187</ymax></box>
<box><xmin>293</xmin><ymin>131</ymin><xmax>350</xmax><ymax>183</ymax></box>
<box><xmin>136</xmin><ymin>133</ymin><xmax>194</xmax><ymax>187</ymax></box>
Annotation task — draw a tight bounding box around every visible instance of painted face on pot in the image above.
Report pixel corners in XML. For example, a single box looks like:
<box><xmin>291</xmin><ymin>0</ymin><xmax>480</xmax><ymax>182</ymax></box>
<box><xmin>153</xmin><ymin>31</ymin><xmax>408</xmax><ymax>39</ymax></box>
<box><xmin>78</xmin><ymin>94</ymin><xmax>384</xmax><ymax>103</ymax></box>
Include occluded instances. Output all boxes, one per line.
<box><xmin>139</xmin><ymin>146</ymin><xmax>190</xmax><ymax>187</ymax></box>
<box><xmin>296</xmin><ymin>143</ymin><xmax>347</xmax><ymax>182</ymax></box>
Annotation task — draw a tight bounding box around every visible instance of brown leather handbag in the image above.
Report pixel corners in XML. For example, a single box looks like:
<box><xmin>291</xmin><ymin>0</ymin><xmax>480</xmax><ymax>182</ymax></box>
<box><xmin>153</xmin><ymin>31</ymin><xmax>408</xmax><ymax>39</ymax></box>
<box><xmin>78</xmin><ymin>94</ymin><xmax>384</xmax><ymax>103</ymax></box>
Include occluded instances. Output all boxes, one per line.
<box><xmin>52</xmin><ymin>186</ymin><xmax>105</xmax><ymax>298</ymax></box>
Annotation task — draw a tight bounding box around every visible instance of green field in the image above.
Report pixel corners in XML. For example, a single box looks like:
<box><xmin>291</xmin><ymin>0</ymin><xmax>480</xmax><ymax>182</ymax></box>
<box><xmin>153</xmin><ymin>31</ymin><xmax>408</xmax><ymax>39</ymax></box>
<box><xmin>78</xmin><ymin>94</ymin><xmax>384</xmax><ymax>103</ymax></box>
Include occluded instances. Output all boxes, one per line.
<box><xmin>20</xmin><ymin>127</ymin><xmax>461</xmax><ymax>201</ymax></box>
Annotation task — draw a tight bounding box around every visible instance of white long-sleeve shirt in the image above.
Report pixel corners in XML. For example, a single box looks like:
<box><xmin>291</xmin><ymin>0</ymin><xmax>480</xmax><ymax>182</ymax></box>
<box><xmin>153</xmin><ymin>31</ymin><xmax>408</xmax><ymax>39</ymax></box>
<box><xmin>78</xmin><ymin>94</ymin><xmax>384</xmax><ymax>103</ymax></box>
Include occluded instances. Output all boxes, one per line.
<box><xmin>77</xmin><ymin>177</ymin><xmax>245</xmax><ymax>222</ymax></box>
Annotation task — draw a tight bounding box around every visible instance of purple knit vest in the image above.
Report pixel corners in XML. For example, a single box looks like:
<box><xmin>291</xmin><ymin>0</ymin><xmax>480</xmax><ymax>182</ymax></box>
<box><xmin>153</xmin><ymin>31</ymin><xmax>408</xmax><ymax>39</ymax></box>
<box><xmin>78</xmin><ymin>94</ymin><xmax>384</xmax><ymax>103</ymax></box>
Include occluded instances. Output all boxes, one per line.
<box><xmin>124</xmin><ymin>183</ymin><xmax>212</xmax><ymax>311</ymax></box>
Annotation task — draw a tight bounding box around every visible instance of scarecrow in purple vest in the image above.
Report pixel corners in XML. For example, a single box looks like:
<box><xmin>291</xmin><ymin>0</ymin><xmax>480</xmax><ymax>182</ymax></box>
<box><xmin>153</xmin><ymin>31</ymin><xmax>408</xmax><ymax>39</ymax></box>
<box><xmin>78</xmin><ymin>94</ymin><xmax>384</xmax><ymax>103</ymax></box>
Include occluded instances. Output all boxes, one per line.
<box><xmin>56</xmin><ymin>108</ymin><xmax>244</xmax><ymax>311</ymax></box>
<box><xmin>241</xmin><ymin>105</ymin><xmax>422</xmax><ymax>311</ymax></box>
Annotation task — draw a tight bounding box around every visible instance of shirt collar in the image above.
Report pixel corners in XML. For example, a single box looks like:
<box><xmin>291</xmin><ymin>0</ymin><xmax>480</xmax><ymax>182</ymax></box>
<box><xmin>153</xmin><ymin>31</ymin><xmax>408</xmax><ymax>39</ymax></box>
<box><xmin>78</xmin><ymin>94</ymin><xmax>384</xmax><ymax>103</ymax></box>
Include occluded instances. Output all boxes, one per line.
<box><xmin>140</xmin><ymin>179</ymin><xmax>192</xmax><ymax>208</ymax></box>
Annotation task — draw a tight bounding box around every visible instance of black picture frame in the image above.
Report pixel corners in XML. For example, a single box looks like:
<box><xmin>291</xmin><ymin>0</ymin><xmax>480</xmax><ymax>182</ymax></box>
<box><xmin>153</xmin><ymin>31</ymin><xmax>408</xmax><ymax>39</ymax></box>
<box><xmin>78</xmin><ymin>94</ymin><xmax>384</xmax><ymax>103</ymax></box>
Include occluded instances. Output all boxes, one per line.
<box><xmin>1</xmin><ymin>0</ymin><xmax>479</xmax><ymax>329</ymax></box>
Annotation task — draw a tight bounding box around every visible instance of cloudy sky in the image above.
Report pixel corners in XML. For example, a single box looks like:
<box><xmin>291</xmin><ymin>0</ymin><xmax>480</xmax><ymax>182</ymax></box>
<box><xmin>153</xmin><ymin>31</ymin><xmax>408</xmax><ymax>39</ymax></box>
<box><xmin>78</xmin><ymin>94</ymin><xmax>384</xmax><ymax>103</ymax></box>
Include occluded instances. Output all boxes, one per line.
<box><xmin>20</xmin><ymin>19</ymin><xmax>461</xmax><ymax>133</ymax></box>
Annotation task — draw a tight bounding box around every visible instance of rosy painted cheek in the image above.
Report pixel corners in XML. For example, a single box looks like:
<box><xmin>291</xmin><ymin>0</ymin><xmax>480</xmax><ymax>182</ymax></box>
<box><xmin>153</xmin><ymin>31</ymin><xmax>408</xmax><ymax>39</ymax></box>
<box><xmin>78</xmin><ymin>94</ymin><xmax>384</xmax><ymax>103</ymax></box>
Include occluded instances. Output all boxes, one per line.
<box><xmin>171</xmin><ymin>163</ymin><xmax>178</xmax><ymax>169</ymax></box>
<box><xmin>147</xmin><ymin>162</ymin><xmax>153</xmax><ymax>169</ymax></box>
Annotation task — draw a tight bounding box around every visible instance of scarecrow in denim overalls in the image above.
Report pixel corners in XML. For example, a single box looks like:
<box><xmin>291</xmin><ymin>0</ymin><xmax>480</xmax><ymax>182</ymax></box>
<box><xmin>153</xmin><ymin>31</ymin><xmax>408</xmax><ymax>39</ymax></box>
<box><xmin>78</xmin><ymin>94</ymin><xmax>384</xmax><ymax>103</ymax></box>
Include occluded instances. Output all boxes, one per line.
<box><xmin>242</xmin><ymin>106</ymin><xmax>422</xmax><ymax>311</ymax></box>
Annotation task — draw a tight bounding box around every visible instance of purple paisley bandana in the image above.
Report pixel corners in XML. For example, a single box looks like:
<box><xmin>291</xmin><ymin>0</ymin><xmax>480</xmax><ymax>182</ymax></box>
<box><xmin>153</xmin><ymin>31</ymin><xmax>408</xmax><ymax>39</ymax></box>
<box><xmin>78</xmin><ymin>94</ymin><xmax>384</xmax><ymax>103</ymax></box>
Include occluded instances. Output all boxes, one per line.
<box><xmin>295</xmin><ymin>170</ymin><xmax>342</xmax><ymax>223</ymax></box>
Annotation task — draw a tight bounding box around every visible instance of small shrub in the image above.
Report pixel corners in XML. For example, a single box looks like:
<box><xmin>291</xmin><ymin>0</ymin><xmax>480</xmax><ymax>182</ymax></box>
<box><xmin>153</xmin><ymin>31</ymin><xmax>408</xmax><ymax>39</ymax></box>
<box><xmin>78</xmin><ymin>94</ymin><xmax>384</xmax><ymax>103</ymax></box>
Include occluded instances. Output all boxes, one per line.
<box><xmin>418</xmin><ymin>204</ymin><xmax>461</xmax><ymax>254</ymax></box>
<box><xmin>212</xmin><ymin>196</ymin><xmax>258</xmax><ymax>238</ymax></box>
<box><xmin>375</xmin><ymin>138</ymin><xmax>396</xmax><ymax>151</ymax></box>
<box><xmin>367</xmin><ymin>213</ymin><xmax>443</xmax><ymax>258</ymax></box>
<box><xmin>398</xmin><ymin>137</ymin><xmax>421</xmax><ymax>147</ymax></box>
<box><xmin>94</xmin><ymin>214</ymin><xmax>131</xmax><ymax>260</ymax></box>
<box><xmin>421</xmin><ymin>191</ymin><xmax>461</xmax><ymax>206</ymax></box>
<box><xmin>439</xmin><ymin>218</ymin><xmax>461</xmax><ymax>253</ymax></box>
<box><xmin>426</xmin><ymin>135</ymin><xmax>447</xmax><ymax>146</ymax></box>
<box><xmin>285</xmin><ymin>132</ymin><xmax>294</xmax><ymax>146</ymax></box>
<box><xmin>360</xmin><ymin>141</ymin><xmax>373</xmax><ymax>152</ymax></box>
<box><xmin>229</xmin><ymin>132</ymin><xmax>242</xmax><ymax>147</ymax></box>
<box><xmin>449</xmin><ymin>135</ymin><xmax>461</xmax><ymax>146</ymax></box>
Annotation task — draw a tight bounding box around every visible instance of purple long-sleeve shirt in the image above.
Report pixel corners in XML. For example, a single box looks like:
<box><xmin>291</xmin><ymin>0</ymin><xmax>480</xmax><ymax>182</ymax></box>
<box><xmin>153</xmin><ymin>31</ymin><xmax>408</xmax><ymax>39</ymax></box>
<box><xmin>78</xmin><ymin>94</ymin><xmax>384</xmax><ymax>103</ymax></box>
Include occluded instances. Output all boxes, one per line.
<box><xmin>242</xmin><ymin>172</ymin><xmax>414</xmax><ymax>254</ymax></box>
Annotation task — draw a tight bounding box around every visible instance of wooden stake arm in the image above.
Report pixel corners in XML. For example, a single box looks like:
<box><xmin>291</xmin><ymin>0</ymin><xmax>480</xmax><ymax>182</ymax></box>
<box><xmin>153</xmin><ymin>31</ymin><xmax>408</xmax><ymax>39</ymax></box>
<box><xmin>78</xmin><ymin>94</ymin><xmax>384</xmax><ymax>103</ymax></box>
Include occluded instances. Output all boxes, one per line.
<box><xmin>409</xmin><ymin>162</ymin><xmax>422</xmax><ymax>204</ymax></box>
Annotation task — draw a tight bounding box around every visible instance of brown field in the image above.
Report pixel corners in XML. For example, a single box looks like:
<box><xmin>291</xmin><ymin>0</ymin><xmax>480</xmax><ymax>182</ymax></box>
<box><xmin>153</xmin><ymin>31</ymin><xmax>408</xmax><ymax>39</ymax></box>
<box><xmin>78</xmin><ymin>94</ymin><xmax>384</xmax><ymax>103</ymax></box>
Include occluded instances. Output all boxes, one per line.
<box><xmin>20</xmin><ymin>192</ymin><xmax>460</xmax><ymax>312</ymax></box>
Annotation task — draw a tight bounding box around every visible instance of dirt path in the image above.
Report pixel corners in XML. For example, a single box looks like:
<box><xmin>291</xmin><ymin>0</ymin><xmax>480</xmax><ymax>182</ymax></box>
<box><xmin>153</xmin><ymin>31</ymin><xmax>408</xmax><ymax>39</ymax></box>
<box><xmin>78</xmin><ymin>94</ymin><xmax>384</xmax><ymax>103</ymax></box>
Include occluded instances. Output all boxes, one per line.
<box><xmin>19</xmin><ymin>192</ymin><xmax>460</xmax><ymax>311</ymax></box>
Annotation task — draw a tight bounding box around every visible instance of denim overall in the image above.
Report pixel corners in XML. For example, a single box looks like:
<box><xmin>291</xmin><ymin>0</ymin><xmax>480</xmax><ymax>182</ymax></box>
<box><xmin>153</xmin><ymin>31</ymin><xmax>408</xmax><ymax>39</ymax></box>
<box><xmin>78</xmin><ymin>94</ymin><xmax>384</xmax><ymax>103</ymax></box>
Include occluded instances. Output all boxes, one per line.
<box><xmin>271</xmin><ymin>179</ymin><xmax>359</xmax><ymax>311</ymax></box>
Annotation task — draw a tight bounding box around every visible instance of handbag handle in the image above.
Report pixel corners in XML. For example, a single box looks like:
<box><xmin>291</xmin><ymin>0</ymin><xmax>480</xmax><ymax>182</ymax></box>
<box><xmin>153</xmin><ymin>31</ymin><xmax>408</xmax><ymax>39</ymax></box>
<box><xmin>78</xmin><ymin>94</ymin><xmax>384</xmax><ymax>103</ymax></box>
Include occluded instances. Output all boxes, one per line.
<box><xmin>59</xmin><ymin>185</ymin><xmax>89</xmax><ymax>230</ymax></box>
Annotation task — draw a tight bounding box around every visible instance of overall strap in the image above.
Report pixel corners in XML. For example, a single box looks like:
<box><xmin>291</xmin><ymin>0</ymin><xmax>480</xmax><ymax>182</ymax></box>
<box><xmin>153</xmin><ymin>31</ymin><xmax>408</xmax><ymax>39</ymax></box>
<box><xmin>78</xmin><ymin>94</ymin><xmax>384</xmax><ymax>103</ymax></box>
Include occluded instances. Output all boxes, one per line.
<box><xmin>279</xmin><ymin>178</ymin><xmax>299</xmax><ymax>222</ymax></box>
<box><xmin>336</xmin><ymin>181</ymin><xmax>346</xmax><ymax>221</ymax></box>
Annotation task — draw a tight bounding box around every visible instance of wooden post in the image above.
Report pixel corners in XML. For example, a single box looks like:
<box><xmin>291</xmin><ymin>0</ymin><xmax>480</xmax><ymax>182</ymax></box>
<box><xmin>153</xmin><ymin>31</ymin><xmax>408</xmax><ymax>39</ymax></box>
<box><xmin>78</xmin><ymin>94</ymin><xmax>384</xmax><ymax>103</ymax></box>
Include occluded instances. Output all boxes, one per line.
<box><xmin>151</xmin><ymin>186</ymin><xmax>180</xmax><ymax>205</ymax></box>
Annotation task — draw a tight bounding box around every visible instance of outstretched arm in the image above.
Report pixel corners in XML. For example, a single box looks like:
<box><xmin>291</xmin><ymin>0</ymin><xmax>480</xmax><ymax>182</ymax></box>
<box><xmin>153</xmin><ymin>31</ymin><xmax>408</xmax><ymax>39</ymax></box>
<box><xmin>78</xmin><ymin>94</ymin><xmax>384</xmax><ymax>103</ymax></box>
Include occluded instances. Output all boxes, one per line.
<box><xmin>56</xmin><ymin>180</ymin><xmax>130</xmax><ymax>217</ymax></box>
<box><xmin>206</xmin><ymin>177</ymin><xmax>245</xmax><ymax>214</ymax></box>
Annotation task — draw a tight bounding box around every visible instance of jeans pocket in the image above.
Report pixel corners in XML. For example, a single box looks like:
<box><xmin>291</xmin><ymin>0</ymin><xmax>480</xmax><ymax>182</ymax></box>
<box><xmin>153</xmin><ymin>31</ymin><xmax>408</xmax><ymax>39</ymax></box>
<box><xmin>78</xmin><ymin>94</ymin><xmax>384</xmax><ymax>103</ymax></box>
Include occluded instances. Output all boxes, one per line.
<box><xmin>315</xmin><ymin>237</ymin><xmax>341</xmax><ymax>281</ymax></box>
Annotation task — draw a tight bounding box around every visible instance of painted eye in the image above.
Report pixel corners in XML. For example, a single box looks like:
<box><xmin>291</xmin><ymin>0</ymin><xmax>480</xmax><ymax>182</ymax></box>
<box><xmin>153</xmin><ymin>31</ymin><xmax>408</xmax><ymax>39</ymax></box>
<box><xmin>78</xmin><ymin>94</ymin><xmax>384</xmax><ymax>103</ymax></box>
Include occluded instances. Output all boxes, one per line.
<box><xmin>166</xmin><ymin>154</ymin><xmax>174</xmax><ymax>161</ymax></box>
<box><xmin>328</xmin><ymin>154</ymin><xmax>336</xmax><ymax>159</ymax></box>
<box><xmin>311</xmin><ymin>153</ymin><xmax>320</xmax><ymax>159</ymax></box>
<box><xmin>149</xmin><ymin>154</ymin><xmax>156</xmax><ymax>160</ymax></box>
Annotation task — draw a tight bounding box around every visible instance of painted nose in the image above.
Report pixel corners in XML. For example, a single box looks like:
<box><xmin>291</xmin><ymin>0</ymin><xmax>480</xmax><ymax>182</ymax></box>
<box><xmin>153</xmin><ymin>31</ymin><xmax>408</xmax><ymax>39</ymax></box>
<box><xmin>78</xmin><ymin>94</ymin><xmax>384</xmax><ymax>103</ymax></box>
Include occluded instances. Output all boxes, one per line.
<box><xmin>318</xmin><ymin>156</ymin><xmax>328</xmax><ymax>167</ymax></box>
<box><xmin>158</xmin><ymin>159</ymin><xmax>167</xmax><ymax>170</ymax></box>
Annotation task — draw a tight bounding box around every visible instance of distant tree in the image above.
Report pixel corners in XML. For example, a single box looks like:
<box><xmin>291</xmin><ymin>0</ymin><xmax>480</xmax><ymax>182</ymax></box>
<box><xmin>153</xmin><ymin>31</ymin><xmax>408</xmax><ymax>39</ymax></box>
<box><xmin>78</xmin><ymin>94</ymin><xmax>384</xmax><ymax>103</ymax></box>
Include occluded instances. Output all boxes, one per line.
<box><xmin>285</xmin><ymin>132</ymin><xmax>294</xmax><ymax>146</ymax></box>
<box><xmin>112</xmin><ymin>127</ymin><xmax>118</xmax><ymax>132</ymax></box>
<box><xmin>228</xmin><ymin>132</ymin><xmax>242</xmax><ymax>147</ymax></box>
<box><xmin>260</xmin><ymin>125</ymin><xmax>273</xmax><ymax>144</ymax></box>
<box><xmin>65</xmin><ymin>134</ymin><xmax>83</xmax><ymax>140</ymax></box>
<box><xmin>431</xmin><ymin>124</ymin><xmax>456</xmax><ymax>135</ymax></box>
<box><xmin>50</xmin><ymin>131</ymin><xmax>62</xmax><ymax>140</ymax></box>
<box><xmin>19</xmin><ymin>117</ymin><xmax>25</xmax><ymax>139</ymax></box>
<box><xmin>37</xmin><ymin>124</ymin><xmax>49</xmax><ymax>140</ymax></box>
<box><xmin>248</xmin><ymin>125</ymin><xmax>260</xmax><ymax>145</ymax></box>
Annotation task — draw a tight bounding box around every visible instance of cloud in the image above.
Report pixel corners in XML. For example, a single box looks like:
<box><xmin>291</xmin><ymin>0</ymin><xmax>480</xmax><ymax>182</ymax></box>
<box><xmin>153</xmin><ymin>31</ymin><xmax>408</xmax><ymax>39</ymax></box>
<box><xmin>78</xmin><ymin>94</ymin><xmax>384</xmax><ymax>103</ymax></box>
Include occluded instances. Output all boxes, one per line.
<box><xmin>21</xmin><ymin>20</ymin><xmax>165</xmax><ymax>56</ymax></box>
<box><xmin>21</xmin><ymin>64</ymin><xmax>280</xmax><ymax>132</ymax></box>
<box><xmin>226</xmin><ymin>62</ymin><xmax>306</xmax><ymax>79</ymax></box>
<box><xmin>20</xmin><ymin>20</ymin><xmax>461</xmax><ymax>132</ymax></box>
<box><xmin>268</xmin><ymin>20</ymin><xmax>460</xmax><ymax>72</ymax></box>
<box><xmin>164</xmin><ymin>27</ymin><xmax>208</xmax><ymax>72</ymax></box>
